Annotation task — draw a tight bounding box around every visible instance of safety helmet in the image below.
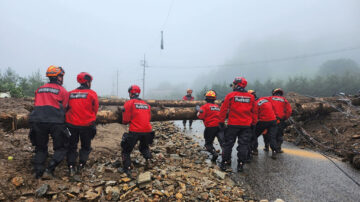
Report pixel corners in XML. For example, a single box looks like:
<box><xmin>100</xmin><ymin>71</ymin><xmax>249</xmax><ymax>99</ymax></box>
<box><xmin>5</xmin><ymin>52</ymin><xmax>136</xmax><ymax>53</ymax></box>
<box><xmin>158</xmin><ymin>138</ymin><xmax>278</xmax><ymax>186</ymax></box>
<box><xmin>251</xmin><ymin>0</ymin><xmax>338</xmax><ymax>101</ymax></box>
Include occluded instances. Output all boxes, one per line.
<box><xmin>232</xmin><ymin>77</ymin><xmax>247</xmax><ymax>88</ymax></box>
<box><xmin>128</xmin><ymin>85</ymin><xmax>141</xmax><ymax>95</ymax></box>
<box><xmin>205</xmin><ymin>90</ymin><xmax>216</xmax><ymax>99</ymax></box>
<box><xmin>187</xmin><ymin>89</ymin><xmax>193</xmax><ymax>94</ymax></box>
<box><xmin>248</xmin><ymin>89</ymin><xmax>256</xmax><ymax>95</ymax></box>
<box><xmin>46</xmin><ymin>65</ymin><xmax>65</xmax><ymax>77</ymax></box>
<box><xmin>272</xmin><ymin>88</ymin><xmax>284</xmax><ymax>96</ymax></box>
<box><xmin>77</xmin><ymin>72</ymin><xmax>93</xmax><ymax>84</ymax></box>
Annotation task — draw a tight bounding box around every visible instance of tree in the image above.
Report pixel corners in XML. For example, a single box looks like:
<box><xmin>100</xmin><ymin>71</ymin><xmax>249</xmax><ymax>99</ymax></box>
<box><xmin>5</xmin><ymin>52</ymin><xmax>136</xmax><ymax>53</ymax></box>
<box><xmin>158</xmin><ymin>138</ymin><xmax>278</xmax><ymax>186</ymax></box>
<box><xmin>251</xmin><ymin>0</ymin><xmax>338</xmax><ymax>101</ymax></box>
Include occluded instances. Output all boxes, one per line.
<box><xmin>0</xmin><ymin>67</ymin><xmax>23</xmax><ymax>97</ymax></box>
<box><xmin>317</xmin><ymin>58</ymin><xmax>360</xmax><ymax>76</ymax></box>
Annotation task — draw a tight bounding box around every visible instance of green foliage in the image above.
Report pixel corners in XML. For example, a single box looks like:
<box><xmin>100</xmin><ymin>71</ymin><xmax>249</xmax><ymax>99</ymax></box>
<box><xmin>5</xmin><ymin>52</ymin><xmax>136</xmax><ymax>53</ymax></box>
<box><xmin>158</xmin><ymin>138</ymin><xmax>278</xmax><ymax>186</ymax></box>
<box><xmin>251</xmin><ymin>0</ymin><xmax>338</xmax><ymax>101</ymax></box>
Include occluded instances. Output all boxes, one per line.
<box><xmin>0</xmin><ymin>67</ymin><xmax>45</xmax><ymax>98</ymax></box>
<box><xmin>318</xmin><ymin>58</ymin><xmax>360</xmax><ymax>76</ymax></box>
<box><xmin>199</xmin><ymin>73</ymin><xmax>360</xmax><ymax>99</ymax></box>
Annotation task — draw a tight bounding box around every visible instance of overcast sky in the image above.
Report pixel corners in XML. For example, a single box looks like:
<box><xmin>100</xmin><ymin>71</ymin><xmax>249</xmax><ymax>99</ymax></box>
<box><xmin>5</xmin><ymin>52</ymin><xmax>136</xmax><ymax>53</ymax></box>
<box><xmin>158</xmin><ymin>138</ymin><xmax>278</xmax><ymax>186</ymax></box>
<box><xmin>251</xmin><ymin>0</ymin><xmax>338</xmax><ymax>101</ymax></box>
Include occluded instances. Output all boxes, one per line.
<box><xmin>1</xmin><ymin>0</ymin><xmax>359</xmax><ymax>97</ymax></box>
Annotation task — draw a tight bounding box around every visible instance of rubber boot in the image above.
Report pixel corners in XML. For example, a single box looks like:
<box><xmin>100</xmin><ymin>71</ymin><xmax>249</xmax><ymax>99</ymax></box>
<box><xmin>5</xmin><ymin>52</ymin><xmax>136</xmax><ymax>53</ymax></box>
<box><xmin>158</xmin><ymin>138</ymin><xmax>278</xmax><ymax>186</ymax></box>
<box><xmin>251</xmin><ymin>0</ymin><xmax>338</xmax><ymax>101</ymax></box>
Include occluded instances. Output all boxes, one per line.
<box><xmin>263</xmin><ymin>144</ymin><xmax>269</xmax><ymax>152</ymax></box>
<box><xmin>211</xmin><ymin>152</ymin><xmax>218</xmax><ymax>162</ymax></box>
<box><xmin>271</xmin><ymin>150</ymin><xmax>277</xmax><ymax>159</ymax></box>
<box><xmin>35</xmin><ymin>170</ymin><xmax>44</xmax><ymax>179</ymax></box>
<box><xmin>68</xmin><ymin>165</ymin><xmax>76</xmax><ymax>177</ymax></box>
<box><xmin>237</xmin><ymin>162</ymin><xmax>244</xmax><ymax>172</ymax></box>
<box><xmin>42</xmin><ymin>160</ymin><xmax>57</xmax><ymax>180</ymax></box>
<box><xmin>118</xmin><ymin>167</ymin><xmax>132</xmax><ymax>178</ymax></box>
<box><xmin>252</xmin><ymin>149</ymin><xmax>258</xmax><ymax>156</ymax></box>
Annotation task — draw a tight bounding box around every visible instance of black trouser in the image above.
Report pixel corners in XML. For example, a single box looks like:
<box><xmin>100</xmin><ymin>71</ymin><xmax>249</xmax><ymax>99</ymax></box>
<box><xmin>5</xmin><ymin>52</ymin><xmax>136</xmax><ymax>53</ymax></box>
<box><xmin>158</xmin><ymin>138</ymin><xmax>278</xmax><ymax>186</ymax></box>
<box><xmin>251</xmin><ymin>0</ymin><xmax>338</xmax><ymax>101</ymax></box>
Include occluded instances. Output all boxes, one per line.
<box><xmin>252</xmin><ymin>121</ymin><xmax>278</xmax><ymax>152</ymax></box>
<box><xmin>66</xmin><ymin>125</ymin><xmax>95</xmax><ymax>167</ymax></box>
<box><xmin>121</xmin><ymin>132</ymin><xmax>153</xmax><ymax>169</ymax></box>
<box><xmin>31</xmin><ymin>123</ymin><xmax>67</xmax><ymax>173</ymax></box>
<box><xmin>277</xmin><ymin>119</ymin><xmax>287</xmax><ymax>150</ymax></box>
<box><xmin>263</xmin><ymin>133</ymin><xmax>270</xmax><ymax>148</ymax></box>
<box><xmin>204</xmin><ymin>126</ymin><xmax>224</xmax><ymax>154</ymax></box>
<box><xmin>183</xmin><ymin>120</ymin><xmax>193</xmax><ymax>126</ymax></box>
<box><xmin>222</xmin><ymin>126</ymin><xmax>252</xmax><ymax>164</ymax></box>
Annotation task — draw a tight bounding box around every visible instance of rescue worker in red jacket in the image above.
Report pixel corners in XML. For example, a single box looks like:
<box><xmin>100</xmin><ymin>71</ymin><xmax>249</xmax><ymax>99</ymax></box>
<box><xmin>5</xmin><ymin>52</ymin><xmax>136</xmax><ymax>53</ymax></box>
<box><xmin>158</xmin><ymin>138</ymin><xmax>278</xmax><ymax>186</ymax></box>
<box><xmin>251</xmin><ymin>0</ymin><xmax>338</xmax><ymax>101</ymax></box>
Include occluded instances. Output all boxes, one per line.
<box><xmin>29</xmin><ymin>65</ymin><xmax>68</xmax><ymax>179</ymax></box>
<box><xmin>196</xmin><ymin>90</ymin><xmax>223</xmax><ymax>162</ymax></box>
<box><xmin>219</xmin><ymin>77</ymin><xmax>256</xmax><ymax>172</ymax></box>
<box><xmin>65</xmin><ymin>72</ymin><xmax>99</xmax><ymax>176</ymax></box>
<box><xmin>269</xmin><ymin>88</ymin><xmax>292</xmax><ymax>153</ymax></box>
<box><xmin>182</xmin><ymin>89</ymin><xmax>194</xmax><ymax>129</ymax></box>
<box><xmin>120</xmin><ymin>85</ymin><xmax>154</xmax><ymax>177</ymax></box>
<box><xmin>251</xmin><ymin>94</ymin><xmax>279</xmax><ymax>159</ymax></box>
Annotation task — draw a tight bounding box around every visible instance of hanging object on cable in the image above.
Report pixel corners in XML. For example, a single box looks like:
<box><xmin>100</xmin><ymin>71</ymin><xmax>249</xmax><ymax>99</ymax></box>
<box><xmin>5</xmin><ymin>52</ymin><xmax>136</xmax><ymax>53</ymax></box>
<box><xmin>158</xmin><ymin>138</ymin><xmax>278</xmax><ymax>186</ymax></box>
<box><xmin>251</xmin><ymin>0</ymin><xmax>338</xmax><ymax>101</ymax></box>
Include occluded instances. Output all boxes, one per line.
<box><xmin>161</xmin><ymin>30</ymin><xmax>164</xmax><ymax>50</ymax></box>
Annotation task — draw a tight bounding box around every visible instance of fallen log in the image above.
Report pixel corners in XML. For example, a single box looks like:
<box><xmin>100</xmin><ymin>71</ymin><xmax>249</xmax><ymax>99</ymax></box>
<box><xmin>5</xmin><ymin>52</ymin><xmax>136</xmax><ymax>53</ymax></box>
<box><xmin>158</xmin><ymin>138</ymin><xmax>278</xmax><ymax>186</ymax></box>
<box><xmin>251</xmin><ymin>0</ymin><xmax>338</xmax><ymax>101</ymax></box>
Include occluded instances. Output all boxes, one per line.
<box><xmin>0</xmin><ymin>107</ymin><xmax>198</xmax><ymax>131</ymax></box>
<box><xmin>23</xmin><ymin>97</ymin><xmax>220</xmax><ymax>107</ymax></box>
<box><xmin>291</xmin><ymin>102</ymin><xmax>337</xmax><ymax>121</ymax></box>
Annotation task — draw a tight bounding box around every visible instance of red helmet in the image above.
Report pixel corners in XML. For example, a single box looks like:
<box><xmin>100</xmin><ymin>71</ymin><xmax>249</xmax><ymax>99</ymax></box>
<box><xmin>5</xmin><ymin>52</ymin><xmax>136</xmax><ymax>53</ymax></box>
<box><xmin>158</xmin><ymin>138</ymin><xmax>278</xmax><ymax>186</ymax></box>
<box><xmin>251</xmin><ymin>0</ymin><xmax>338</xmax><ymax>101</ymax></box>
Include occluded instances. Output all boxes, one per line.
<box><xmin>77</xmin><ymin>72</ymin><xmax>93</xmax><ymax>84</ymax></box>
<box><xmin>128</xmin><ymin>85</ymin><xmax>141</xmax><ymax>95</ymax></box>
<box><xmin>232</xmin><ymin>77</ymin><xmax>247</xmax><ymax>88</ymax></box>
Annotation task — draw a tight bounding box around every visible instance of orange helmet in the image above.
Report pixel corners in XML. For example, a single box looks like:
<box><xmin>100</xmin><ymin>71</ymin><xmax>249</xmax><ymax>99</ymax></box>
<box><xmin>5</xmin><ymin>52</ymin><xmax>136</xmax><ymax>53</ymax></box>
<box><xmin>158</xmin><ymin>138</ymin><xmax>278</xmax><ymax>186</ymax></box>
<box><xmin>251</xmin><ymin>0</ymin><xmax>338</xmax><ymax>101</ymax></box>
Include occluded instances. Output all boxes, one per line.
<box><xmin>205</xmin><ymin>90</ymin><xmax>216</xmax><ymax>99</ymax></box>
<box><xmin>248</xmin><ymin>89</ymin><xmax>255</xmax><ymax>95</ymax></box>
<box><xmin>46</xmin><ymin>65</ymin><xmax>65</xmax><ymax>77</ymax></box>
<box><xmin>187</xmin><ymin>89</ymin><xmax>193</xmax><ymax>94</ymax></box>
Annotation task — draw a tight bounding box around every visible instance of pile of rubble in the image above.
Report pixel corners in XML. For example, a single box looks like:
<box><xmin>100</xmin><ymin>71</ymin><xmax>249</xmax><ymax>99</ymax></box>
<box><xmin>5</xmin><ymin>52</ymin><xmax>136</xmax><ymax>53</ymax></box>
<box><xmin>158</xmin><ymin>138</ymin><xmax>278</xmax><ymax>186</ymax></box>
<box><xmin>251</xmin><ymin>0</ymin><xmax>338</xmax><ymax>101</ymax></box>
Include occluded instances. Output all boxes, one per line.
<box><xmin>0</xmin><ymin>121</ymin><xmax>256</xmax><ymax>201</ymax></box>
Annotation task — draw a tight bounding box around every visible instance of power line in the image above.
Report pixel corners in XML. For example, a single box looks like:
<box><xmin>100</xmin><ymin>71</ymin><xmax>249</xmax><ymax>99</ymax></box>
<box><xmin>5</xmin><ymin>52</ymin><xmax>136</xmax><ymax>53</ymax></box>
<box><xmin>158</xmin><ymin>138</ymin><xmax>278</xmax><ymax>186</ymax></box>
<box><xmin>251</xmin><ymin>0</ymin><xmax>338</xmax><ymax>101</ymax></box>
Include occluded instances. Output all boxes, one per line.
<box><xmin>148</xmin><ymin>45</ymin><xmax>360</xmax><ymax>69</ymax></box>
<box><xmin>161</xmin><ymin>0</ymin><xmax>175</xmax><ymax>30</ymax></box>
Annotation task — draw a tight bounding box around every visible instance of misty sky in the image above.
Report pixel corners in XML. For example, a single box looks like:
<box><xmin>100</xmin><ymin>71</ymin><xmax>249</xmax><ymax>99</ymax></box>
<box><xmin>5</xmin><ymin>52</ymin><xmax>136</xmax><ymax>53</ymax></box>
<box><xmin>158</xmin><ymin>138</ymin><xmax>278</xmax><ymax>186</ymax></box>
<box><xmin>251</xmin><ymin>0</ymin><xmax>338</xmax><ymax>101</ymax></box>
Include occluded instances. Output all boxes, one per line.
<box><xmin>1</xmin><ymin>0</ymin><xmax>359</xmax><ymax>98</ymax></box>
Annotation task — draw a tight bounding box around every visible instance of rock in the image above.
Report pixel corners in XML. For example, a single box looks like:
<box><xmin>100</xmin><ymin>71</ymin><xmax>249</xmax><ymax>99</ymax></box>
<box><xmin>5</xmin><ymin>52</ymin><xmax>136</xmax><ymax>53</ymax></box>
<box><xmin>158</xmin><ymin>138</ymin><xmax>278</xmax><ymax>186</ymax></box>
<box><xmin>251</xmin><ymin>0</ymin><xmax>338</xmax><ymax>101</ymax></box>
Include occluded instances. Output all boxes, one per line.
<box><xmin>11</xmin><ymin>176</ymin><xmax>24</xmax><ymax>187</ymax></box>
<box><xmin>213</xmin><ymin>170</ymin><xmax>226</xmax><ymax>180</ymax></box>
<box><xmin>160</xmin><ymin>170</ymin><xmax>167</xmax><ymax>176</ymax></box>
<box><xmin>69</xmin><ymin>186</ymin><xmax>80</xmax><ymax>194</ymax></box>
<box><xmin>259</xmin><ymin>200</ymin><xmax>269</xmax><ymax>202</ymax></box>
<box><xmin>105</xmin><ymin>186</ymin><xmax>120</xmax><ymax>201</ymax></box>
<box><xmin>152</xmin><ymin>190</ymin><xmax>164</xmax><ymax>196</ymax></box>
<box><xmin>200</xmin><ymin>192</ymin><xmax>209</xmax><ymax>200</ymax></box>
<box><xmin>175</xmin><ymin>192</ymin><xmax>183</xmax><ymax>200</ymax></box>
<box><xmin>121</xmin><ymin>177</ymin><xmax>131</xmax><ymax>183</ymax></box>
<box><xmin>105</xmin><ymin>180</ymin><xmax>117</xmax><ymax>186</ymax></box>
<box><xmin>137</xmin><ymin>171</ymin><xmax>152</xmax><ymax>185</ymax></box>
<box><xmin>274</xmin><ymin>199</ymin><xmax>285</xmax><ymax>202</ymax></box>
<box><xmin>97</xmin><ymin>164</ymin><xmax>105</xmax><ymax>173</ymax></box>
<box><xmin>35</xmin><ymin>184</ymin><xmax>49</xmax><ymax>197</ymax></box>
<box><xmin>170</xmin><ymin>154</ymin><xmax>181</xmax><ymax>160</ymax></box>
<box><xmin>24</xmin><ymin>198</ymin><xmax>35</xmax><ymax>202</ymax></box>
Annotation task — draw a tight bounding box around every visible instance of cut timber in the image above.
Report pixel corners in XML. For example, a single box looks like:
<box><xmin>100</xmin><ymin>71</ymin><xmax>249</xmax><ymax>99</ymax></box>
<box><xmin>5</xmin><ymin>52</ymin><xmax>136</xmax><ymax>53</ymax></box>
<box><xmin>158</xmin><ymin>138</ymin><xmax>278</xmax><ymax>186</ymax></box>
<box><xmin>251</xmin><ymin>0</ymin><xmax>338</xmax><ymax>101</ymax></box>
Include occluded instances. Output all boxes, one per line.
<box><xmin>0</xmin><ymin>107</ymin><xmax>198</xmax><ymax>131</ymax></box>
<box><xmin>23</xmin><ymin>97</ymin><xmax>219</xmax><ymax>107</ymax></box>
<box><xmin>291</xmin><ymin>102</ymin><xmax>337</xmax><ymax>121</ymax></box>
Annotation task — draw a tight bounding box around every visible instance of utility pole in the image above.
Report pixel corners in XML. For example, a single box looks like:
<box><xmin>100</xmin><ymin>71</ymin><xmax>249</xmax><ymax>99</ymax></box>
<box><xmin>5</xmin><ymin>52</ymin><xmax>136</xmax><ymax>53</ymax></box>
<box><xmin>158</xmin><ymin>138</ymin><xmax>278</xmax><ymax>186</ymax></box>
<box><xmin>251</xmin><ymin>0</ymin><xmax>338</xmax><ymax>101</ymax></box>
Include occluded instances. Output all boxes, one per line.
<box><xmin>116</xmin><ymin>70</ymin><xmax>119</xmax><ymax>97</ymax></box>
<box><xmin>141</xmin><ymin>54</ymin><xmax>147</xmax><ymax>99</ymax></box>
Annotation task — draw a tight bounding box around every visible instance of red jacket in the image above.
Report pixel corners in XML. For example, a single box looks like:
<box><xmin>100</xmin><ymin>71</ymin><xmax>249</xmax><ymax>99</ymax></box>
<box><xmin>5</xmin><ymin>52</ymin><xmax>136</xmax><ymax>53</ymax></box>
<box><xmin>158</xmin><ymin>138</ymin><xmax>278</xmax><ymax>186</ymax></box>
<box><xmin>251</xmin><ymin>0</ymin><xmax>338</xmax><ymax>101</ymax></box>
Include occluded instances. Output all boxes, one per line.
<box><xmin>122</xmin><ymin>98</ymin><xmax>152</xmax><ymax>133</ymax></box>
<box><xmin>197</xmin><ymin>103</ymin><xmax>220</xmax><ymax>127</ymax></box>
<box><xmin>268</xmin><ymin>96</ymin><xmax>292</xmax><ymax>120</ymax></box>
<box><xmin>66</xmin><ymin>88</ymin><xmax>99</xmax><ymax>126</ymax></box>
<box><xmin>182</xmin><ymin>95</ymin><xmax>194</xmax><ymax>101</ymax></box>
<box><xmin>253</xmin><ymin>97</ymin><xmax>276</xmax><ymax>123</ymax></box>
<box><xmin>219</xmin><ymin>91</ymin><xmax>256</xmax><ymax>126</ymax></box>
<box><xmin>29</xmin><ymin>82</ymin><xmax>69</xmax><ymax>123</ymax></box>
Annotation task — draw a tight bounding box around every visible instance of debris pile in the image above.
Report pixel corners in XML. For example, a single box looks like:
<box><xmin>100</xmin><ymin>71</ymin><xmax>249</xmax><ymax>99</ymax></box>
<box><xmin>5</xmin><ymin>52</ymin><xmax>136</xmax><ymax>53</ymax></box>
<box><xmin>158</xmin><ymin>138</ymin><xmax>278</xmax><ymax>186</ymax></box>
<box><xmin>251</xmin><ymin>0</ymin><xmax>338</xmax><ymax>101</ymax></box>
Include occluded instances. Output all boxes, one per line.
<box><xmin>285</xmin><ymin>93</ymin><xmax>360</xmax><ymax>169</ymax></box>
<box><xmin>0</xmin><ymin>118</ymin><xmax>254</xmax><ymax>201</ymax></box>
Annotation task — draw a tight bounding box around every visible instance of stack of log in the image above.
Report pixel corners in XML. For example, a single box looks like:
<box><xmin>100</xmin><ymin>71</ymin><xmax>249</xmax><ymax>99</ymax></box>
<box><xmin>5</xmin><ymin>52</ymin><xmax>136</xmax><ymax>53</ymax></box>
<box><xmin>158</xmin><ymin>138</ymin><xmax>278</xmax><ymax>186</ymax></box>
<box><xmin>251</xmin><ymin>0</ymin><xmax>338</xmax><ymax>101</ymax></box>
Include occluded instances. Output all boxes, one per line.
<box><xmin>1</xmin><ymin>95</ymin><xmax>337</xmax><ymax>131</ymax></box>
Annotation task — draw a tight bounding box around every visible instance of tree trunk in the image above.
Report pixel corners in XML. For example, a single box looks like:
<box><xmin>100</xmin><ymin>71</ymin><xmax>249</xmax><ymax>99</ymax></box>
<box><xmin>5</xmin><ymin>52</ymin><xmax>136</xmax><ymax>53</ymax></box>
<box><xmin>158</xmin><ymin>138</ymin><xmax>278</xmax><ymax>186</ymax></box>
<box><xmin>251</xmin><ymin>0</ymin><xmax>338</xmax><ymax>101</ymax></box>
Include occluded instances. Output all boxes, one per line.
<box><xmin>0</xmin><ymin>107</ymin><xmax>198</xmax><ymax>131</ymax></box>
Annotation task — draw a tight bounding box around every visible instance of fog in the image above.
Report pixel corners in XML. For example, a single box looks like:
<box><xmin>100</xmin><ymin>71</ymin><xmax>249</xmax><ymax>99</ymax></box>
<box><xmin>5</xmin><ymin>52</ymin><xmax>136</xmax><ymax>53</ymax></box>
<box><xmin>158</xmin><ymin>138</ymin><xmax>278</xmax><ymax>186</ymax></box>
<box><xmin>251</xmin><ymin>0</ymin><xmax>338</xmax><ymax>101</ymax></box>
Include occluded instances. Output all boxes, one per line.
<box><xmin>1</xmin><ymin>0</ymin><xmax>359</xmax><ymax>98</ymax></box>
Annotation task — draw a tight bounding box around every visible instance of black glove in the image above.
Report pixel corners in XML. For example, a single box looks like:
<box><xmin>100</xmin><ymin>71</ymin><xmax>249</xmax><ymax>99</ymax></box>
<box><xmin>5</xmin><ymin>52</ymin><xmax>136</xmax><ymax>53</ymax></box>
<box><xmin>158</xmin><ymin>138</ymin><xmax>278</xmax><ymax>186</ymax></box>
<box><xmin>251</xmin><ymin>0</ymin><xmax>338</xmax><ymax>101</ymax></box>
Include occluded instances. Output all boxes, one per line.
<box><xmin>195</xmin><ymin>105</ymin><xmax>203</xmax><ymax>113</ymax></box>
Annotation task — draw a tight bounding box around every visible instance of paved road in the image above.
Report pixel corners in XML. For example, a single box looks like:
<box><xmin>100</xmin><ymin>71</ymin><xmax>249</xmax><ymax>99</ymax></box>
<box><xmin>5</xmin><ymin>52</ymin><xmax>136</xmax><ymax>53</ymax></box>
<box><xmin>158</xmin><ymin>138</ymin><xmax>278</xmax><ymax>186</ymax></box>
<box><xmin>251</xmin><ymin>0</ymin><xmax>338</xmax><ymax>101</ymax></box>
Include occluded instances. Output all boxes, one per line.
<box><xmin>176</xmin><ymin>121</ymin><xmax>360</xmax><ymax>202</ymax></box>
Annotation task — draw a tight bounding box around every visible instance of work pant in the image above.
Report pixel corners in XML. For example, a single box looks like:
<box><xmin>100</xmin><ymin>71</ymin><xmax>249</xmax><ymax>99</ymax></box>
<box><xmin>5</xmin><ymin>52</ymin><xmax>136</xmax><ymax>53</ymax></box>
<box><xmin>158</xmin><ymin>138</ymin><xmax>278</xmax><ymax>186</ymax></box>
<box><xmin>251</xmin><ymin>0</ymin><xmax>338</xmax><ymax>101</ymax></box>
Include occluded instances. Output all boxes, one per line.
<box><xmin>121</xmin><ymin>132</ymin><xmax>154</xmax><ymax>169</ymax></box>
<box><xmin>222</xmin><ymin>126</ymin><xmax>252</xmax><ymax>164</ymax></box>
<box><xmin>252</xmin><ymin>121</ymin><xmax>278</xmax><ymax>152</ymax></box>
<box><xmin>66</xmin><ymin>125</ymin><xmax>95</xmax><ymax>167</ymax></box>
<box><xmin>277</xmin><ymin>119</ymin><xmax>287</xmax><ymax>150</ymax></box>
<box><xmin>204</xmin><ymin>126</ymin><xmax>224</xmax><ymax>154</ymax></box>
<box><xmin>31</xmin><ymin>123</ymin><xmax>67</xmax><ymax>173</ymax></box>
<box><xmin>263</xmin><ymin>133</ymin><xmax>270</xmax><ymax>148</ymax></box>
<box><xmin>183</xmin><ymin>120</ymin><xmax>193</xmax><ymax>127</ymax></box>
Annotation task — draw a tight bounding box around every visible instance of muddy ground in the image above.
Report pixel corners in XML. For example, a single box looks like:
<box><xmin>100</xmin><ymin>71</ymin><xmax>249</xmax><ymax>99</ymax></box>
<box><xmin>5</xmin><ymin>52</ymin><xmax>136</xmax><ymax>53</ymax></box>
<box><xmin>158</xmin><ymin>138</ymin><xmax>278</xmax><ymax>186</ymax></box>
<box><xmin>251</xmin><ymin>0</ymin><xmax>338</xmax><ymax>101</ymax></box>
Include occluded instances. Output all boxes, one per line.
<box><xmin>0</xmin><ymin>98</ymin><xmax>254</xmax><ymax>201</ymax></box>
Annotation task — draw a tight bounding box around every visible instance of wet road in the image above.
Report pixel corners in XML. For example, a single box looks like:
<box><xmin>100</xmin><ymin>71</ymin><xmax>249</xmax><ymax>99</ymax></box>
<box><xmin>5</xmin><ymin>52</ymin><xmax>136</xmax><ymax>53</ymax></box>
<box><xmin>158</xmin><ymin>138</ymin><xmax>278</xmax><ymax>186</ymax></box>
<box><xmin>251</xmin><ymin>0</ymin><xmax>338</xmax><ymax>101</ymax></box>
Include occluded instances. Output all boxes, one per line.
<box><xmin>176</xmin><ymin>121</ymin><xmax>360</xmax><ymax>202</ymax></box>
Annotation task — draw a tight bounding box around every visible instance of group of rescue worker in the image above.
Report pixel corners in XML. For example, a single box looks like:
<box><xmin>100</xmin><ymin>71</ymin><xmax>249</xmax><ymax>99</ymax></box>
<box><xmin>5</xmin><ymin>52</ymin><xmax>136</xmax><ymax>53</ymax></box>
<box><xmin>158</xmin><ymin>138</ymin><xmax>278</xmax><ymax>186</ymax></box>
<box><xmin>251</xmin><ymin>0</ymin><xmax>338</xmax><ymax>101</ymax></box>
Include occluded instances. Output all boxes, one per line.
<box><xmin>196</xmin><ymin>77</ymin><xmax>292</xmax><ymax>172</ymax></box>
<box><xmin>29</xmin><ymin>65</ymin><xmax>291</xmax><ymax>180</ymax></box>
